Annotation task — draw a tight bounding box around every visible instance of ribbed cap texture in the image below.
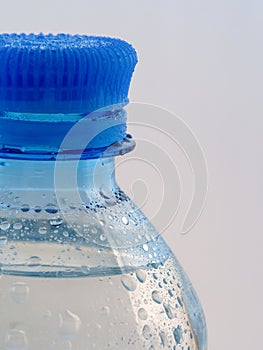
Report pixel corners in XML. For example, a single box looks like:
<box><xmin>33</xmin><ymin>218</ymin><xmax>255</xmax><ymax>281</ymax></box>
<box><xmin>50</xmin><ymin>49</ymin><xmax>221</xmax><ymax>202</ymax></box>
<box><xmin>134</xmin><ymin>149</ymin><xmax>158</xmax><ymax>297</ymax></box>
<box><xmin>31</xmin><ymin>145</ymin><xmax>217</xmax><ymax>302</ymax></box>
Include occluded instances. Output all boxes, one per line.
<box><xmin>0</xmin><ymin>33</ymin><xmax>137</xmax><ymax>113</ymax></box>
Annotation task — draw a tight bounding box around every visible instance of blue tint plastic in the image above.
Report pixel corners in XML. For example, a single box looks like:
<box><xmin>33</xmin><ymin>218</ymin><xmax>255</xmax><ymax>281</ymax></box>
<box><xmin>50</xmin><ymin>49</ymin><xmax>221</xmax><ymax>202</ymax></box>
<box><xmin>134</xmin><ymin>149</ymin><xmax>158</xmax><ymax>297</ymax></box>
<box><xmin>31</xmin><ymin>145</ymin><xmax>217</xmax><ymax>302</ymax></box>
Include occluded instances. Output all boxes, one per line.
<box><xmin>0</xmin><ymin>34</ymin><xmax>207</xmax><ymax>350</ymax></box>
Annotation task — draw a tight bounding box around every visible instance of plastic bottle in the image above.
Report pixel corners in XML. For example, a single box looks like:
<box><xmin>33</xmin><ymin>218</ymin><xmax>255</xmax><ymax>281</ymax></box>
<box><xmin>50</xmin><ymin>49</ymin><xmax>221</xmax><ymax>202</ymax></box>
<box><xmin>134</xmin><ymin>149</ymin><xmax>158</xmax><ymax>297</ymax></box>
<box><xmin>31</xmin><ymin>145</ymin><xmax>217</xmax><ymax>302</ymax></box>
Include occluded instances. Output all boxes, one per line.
<box><xmin>0</xmin><ymin>33</ymin><xmax>207</xmax><ymax>350</ymax></box>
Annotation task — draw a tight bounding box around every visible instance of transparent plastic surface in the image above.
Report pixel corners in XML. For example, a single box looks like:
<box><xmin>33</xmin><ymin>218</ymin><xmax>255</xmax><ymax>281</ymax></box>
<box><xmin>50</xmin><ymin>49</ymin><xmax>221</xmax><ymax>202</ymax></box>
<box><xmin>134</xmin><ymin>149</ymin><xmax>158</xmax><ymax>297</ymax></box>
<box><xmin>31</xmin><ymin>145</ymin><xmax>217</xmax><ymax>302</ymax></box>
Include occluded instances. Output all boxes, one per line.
<box><xmin>0</xmin><ymin>158</ymin><xmax>207</xmax><ymax>350</ymax></box>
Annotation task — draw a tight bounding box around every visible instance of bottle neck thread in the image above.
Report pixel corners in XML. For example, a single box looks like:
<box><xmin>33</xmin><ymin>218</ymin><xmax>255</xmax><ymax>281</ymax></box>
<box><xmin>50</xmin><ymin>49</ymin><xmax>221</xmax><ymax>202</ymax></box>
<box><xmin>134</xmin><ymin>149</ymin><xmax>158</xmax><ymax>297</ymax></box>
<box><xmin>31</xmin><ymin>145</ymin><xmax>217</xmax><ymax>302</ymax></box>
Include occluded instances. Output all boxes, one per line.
<box><xmin>0</xmin><ymin>106</ymin><xmax>135</xmax><ymax>160</ymax></box>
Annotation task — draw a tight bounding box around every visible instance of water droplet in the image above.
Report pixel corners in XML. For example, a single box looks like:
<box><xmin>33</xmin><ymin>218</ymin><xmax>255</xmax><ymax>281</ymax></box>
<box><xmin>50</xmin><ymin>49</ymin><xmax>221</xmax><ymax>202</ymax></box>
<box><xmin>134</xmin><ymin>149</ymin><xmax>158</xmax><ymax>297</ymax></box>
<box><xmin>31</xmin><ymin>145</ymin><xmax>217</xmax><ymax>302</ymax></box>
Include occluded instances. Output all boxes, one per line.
<box><xmin>5</xmin><ymin>329</ymin><xmax>27</xmax><ymax>350</ymax></box>
<box><xmin>100</xmin><ymin>306</ymin><xmax>110</xmax><ymax>316</ymax></box>
<box><xmin>45</xmin><ymin>204</ymin><xmax>58</xmax><ymax>214</ymax></box>
<box><xmin>121</xmin><ymin>275</ymin><xmax>137</xmax><ymax>292</ymax></box>
<box><xmin>173</xmin><ymin>325</ymin><xmax>182</xmax><ymax>344</ymax></box>
<box><xmin>0</xmin><ymin>221</ymin><xmax>10</xmax><ymax>230</ymax></box>
<box><xmin>21</xmin><ymin>204</ymin><xmax>30</xmax><ymax>212</ymax></box>
<box><xmin>0</xmin><ymin>235</ymin><xmax>7</xmax><ymax>245</ymax></box>
<box><xmin>152</xmin><ymin>290</ymin><xmax>163</xmax><ymax>304</ymax></box>
<box><xmin>63</xmin><ymin>231</ymin><xmax>69</xmax><ymax>237</ymax></box>
<box><xmin>142</xmin><ymin>244</ymin><xmax>148</xmax><ymax>252</ymax></box>
<box><xmin>10</xmin><ymin>282</ymin><xmax>29</xmax><ymax>304</ymax></box>
<box><xmin>14</xmin><ymin>196</ymin><xmax>21</xmax><ymax>203</ymax></box>
<box><xmin>136</xmin><ymin>270</ymin><xmax>146</xmax><ymax>283</ymax></box>
<box><xmin>99</xmin><ymin>220</ymin><xmax>105</xmax><ymax>227</ymax></box>
<box><xmin>121</xmin><ymin>216</ymin><xmax>129</xmax><ymax>225</ymax></box>
<box><xmin>168</xmin><ymin>289</ymin><xmax>174</xmax><ymax>297</ymax></box>
<box><xmin>100</xmin><ymin>234</ymin><xmax>106</xmax><ymax>241</ymax></box>
<box><xmin>177</xmin><ymin>296</ymin><xmax>183</xmax><ymax>308</ymax></box>
<box><xmin>9</xmin><ymin>208</ymin><xmax>18</xmax><ymax>217</ymax></box>
<box><xmin>163</xmin><ymin>303</ymin><xmax>176</xmax><ymax>319</ymax></box>
<box><xmin>13</xmin><ymin>223</ymin><xmax>22</xmax><ymax>230</ymax></box>
<box><xmin>50</xmin><ymin>218</ymin><xmax>63</xmax><ymax>226</ymax></box>
<box><xmin>99</xmin><ymin>187</ymin><xmax>112</xmax><ymax>200</ymax></box>
<box><xmin>38</xmin><ymin>227</ymin><xmax>47</xmax><ymax>235</ymax></box>
<box><xmin>159</xmin><ymin>331</ymin><xmax>167</xmax><ymax>347</ymax></box>
<box><xmin>91</xmin><ymin>227</ymin><xmax>97</xmax><ymax>234</ymax></box>
<box><xmin>59</xmin><ymin>309</ymin><xmax>81</xmax><ymax>338</ymax></box>
<box><xmin>26</xmin><ymin>256</ymin><xmax>41</xmax><ymax>269</ymax></box>
<box><xmin>34</xmin><ymin>206</ymin><xmax>42</xmax><ymax>213</ymax></box>
<box><xmin>138</xmin><ymin>308</ymin><xmax>148</xmax><ymax>320</ymax></box>
<box><xmin>80</xmin><ymin>265</ymin><xmax>90</xmax><ymax>275</ymax></box>
<box><xmin>142</xmin><ymin>324</ymin><xmax>151</xmax><ymax>340</ymax></box>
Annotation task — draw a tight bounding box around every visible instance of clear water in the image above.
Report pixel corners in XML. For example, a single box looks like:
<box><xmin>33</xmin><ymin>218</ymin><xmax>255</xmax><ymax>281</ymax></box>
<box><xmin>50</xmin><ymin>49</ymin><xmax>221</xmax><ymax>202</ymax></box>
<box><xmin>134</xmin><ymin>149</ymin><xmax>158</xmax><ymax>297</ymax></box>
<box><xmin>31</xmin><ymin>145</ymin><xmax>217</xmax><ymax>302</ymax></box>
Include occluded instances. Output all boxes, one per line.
<box><xmin>0</xmin><ymin>169</ymin><xmax>207</xmax><ymax>349</ymax></box>
<box><xmin>0</xmin><ymin>254</ymin><xmax>206</xmax><ymax>350</ymax></box>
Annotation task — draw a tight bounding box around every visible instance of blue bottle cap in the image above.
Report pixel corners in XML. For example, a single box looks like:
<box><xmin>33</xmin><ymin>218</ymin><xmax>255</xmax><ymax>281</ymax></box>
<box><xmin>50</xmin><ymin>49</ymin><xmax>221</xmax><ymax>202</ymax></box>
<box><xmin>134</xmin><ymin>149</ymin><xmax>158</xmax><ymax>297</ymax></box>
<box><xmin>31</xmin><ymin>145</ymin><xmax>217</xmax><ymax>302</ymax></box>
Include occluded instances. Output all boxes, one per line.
<box><xmin>0</xmin><ymin>33</ymin><xmax>137</xmax><ymax>114</ymax></box>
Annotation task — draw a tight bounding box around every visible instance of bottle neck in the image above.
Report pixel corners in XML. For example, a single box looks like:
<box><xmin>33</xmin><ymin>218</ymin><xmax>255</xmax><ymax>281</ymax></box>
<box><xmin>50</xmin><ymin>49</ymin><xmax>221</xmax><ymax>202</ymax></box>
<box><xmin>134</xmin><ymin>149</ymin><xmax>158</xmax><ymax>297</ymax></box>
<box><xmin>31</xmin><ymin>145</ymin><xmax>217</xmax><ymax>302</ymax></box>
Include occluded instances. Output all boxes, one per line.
<box><xmin>0</xmin><ymin>108</ymin><xmax>134</xmax><ymax>211</ymax></box>
<box><xmin>0</xmin><ymin>107</ymin><xmax>134</xmax><ymax>160</ymax></box>
<box><xmin>0</xmin><ymin>157</ymin><xmax>117</xmax><ymax>209</ymax></box>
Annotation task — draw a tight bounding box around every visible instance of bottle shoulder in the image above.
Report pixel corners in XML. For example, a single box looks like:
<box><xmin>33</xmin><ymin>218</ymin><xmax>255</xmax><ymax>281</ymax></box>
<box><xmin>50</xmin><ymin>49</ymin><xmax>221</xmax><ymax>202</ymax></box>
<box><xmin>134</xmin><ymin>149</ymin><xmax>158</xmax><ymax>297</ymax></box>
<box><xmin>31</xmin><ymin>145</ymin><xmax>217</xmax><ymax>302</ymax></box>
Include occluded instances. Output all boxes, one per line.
<box><xmin>0</xmin><ymin>187</ymin><xmax>171</xmax><ymax>277</ymax></box>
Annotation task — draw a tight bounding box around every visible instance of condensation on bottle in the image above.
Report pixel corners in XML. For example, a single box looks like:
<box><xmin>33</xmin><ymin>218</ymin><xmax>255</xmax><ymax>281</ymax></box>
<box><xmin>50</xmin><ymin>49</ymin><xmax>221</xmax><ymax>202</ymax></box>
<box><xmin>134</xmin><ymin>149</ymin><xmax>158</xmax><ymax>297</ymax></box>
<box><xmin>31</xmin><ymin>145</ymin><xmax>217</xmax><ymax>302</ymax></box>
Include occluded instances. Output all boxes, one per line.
<box><xmin>0</xmin><ymin>33</ymin><xmax>207</xmax><ymax>350</ymax></box>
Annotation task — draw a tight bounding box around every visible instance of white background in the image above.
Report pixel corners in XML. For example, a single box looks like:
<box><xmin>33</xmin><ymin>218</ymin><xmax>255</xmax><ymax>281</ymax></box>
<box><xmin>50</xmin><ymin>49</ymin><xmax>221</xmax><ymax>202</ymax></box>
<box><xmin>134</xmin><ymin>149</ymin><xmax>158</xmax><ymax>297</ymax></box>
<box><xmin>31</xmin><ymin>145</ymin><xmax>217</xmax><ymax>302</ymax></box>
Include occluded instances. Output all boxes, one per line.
<box><xmin>1</xmin><ymin>1</ymin><xmax>263</xmax><ymax>349</ymax></box>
